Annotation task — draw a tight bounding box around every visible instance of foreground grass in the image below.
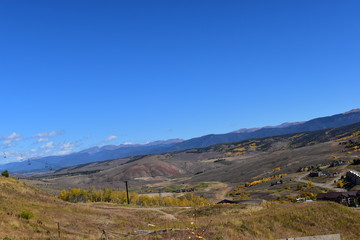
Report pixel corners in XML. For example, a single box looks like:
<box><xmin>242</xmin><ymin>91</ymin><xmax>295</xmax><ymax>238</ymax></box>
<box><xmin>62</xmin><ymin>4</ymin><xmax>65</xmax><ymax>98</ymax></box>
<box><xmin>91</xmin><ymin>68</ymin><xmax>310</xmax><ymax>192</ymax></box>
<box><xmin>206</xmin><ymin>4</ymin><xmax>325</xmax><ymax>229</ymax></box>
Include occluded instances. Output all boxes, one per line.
<box><xmin>0</xmin><ymin>177</ymin><xmax>180</xmax><ymax>239</ymax></box>
<box><xmin>1</xmin><ymin>176</ymin><xmax>360</xmax><ymax>239</ymax></box>
<box><xmin>142</xmin><ymin>202</ymin><xmax>360</xmax><ymax>240</ymax></box>
<box><xmin>197</xmin><ymin>202</ymin><xmax>360</xmax><ymax>240</ymax></box>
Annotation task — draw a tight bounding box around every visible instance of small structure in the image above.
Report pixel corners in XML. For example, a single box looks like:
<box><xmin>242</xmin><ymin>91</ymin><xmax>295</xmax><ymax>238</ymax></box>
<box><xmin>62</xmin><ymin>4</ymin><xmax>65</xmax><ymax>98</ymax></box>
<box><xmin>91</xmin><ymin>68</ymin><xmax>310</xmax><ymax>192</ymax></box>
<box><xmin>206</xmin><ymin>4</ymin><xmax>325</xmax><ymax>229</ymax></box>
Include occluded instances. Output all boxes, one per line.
<box><xmin>309</xmin><ymin>170</ymin><xmax>330</xmax><ymax>177</ymax></box>
<box><xmin>271</xmin><ymin>180</ymin><xmax>283</xmax><ymax>186</ymax></box>
<box><xmin>317</xmin><ymin>190</ymin><xmax>360</xmax><ymax>206</ymax></box>
<box><xmin>353</xmin><ymin>159</ymin><xmax>360</xmax><ymax>165</ymax></box>
<box><xmin>309</xmin><ymin>171</ymin><xmax>323</xmax><ymax>177</ymax></box>
<box><xmin>346</xmin><ymin>170</ymin><xmax>360</xmax><ymax>185</ymax></box>
<box><xmin>330</xmin><ymin>160</ymin><xmax>347</xmax><ymax>167</ymax></box>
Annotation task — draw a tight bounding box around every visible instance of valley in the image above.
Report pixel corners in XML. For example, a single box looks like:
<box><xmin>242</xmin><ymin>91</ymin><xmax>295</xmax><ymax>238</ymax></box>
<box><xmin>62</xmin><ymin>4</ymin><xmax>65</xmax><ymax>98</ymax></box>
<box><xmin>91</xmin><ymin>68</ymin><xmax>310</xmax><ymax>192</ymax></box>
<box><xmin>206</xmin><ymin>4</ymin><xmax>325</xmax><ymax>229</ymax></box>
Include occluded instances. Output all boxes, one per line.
<box><xmin>3</xmin><ymin>115</ymin><xmax>360</xmax><ymax>239</ymax></box>
<box><xmin>23</xmin><ymin>122</ymin><xmax>360</xmax><ymax>202</ymax></box>
<box><xmin>2</xmin><ymin>1</ymin><xmax>360</xmax><ymax>239</ymax></box>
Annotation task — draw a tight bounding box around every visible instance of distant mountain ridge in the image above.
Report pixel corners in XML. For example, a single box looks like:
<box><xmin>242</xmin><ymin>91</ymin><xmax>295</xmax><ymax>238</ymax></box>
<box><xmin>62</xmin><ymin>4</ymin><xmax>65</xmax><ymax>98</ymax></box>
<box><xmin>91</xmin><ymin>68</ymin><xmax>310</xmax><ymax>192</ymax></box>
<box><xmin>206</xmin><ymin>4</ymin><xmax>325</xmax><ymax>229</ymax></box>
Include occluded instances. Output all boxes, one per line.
<box><xmin>232</xmin><ymin>122</ymin><xmax>305</xmax><ymax>133</ymax></box>
<box><xmin>164</xmin><ymin>108</ymin><xmax>360</xmax><ymax>151</ymax></box>
<box><xmin>0</xmin><ymin>139</ymin><xmax>184</xmax><ymax>173</ymax></box>
<box><xmin>78</xmin><ymin>139</ymin><xmax>184</xmax><ymax>154</ymax></box>
<box><xmin>36</xmin><ymin>120</ymin><xmax>360</xmax><ymax>189</ymax></box>
<box><xmin>1</xmin><ymin>108</ymin><xmax>360</xmax><ymax>173</ymax></box>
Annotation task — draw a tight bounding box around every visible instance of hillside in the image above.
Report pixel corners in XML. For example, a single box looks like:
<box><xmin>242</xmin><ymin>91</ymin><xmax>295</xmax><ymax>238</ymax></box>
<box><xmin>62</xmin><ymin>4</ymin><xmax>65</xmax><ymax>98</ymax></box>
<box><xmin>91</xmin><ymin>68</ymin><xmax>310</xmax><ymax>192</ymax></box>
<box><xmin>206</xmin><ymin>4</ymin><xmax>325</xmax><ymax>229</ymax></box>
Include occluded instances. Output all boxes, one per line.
<box><xmin>0</xmin><ymin>176</ymin><xmax>166</xmax><ymax>239</ymax></box>
<box><xmin>173</xmin><ymin>202</ymin><xmax>360</xmax><ymax>240</ymax></box>
<box><xmin>25</xmin><ymin>122</ymin><xmax>360</xmax><ymax>195</ymax></box>
<box><xmin>1</xmin><ymin>176</ymin><xmax>360</xmax><ymax>239</ymax></box>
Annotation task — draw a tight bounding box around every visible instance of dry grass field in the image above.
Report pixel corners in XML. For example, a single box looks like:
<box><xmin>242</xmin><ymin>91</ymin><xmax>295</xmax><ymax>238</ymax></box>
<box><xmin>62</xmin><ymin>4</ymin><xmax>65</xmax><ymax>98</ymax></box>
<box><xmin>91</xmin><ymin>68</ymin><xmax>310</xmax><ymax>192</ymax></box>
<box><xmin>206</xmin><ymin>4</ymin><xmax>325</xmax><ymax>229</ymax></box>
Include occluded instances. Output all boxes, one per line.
<box><xmin>1</xmin><ymin>176</ymin><xmax>360</xmax><ymax>240</ymax></box>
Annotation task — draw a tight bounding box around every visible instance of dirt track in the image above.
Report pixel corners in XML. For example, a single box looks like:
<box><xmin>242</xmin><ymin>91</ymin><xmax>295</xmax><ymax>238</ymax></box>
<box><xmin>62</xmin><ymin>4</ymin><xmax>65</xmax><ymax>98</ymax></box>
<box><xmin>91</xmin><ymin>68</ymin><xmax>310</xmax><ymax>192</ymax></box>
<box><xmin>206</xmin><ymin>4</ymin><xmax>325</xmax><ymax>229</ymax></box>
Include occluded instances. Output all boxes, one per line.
<box><xmin>87</xmin><ymin>203</ymin><xmax>191</xmax><ymax>220</ymax></box>
<box><xmin>294</xmin><ymin>172</ymin><xmax>347</xmax><ymax>192</ymax></box>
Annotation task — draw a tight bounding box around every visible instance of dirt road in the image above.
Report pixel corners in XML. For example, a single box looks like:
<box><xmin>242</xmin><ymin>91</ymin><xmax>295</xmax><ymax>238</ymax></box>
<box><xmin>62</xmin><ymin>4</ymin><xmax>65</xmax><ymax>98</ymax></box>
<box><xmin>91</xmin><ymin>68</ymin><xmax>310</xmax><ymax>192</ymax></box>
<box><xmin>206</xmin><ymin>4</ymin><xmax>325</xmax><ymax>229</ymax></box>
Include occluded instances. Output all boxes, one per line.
<box><xmin>87</xmin><ymin>203</ymin><xmax>191</xmax><ymax>220</ymax></box>
<box><xmin>294</xmin><ymin>172</ymin><xmax>347</xmax><ymax>192</ymax></box>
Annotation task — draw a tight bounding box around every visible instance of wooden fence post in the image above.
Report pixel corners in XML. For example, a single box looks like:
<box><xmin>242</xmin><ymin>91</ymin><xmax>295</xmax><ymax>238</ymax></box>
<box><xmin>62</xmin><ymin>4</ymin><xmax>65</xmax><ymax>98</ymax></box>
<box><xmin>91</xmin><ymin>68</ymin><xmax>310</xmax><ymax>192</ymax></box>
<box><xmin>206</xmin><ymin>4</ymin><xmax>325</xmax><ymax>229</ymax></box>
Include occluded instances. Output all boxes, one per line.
<box><xmin>100</xmin><ymin>229</ymin><xmax>108</xmax><ymax>240</ymax></box>
<box><xmin>57</xmin><ymin>222</ymin><xmax>61</xmax><ymax>239</ymax></box>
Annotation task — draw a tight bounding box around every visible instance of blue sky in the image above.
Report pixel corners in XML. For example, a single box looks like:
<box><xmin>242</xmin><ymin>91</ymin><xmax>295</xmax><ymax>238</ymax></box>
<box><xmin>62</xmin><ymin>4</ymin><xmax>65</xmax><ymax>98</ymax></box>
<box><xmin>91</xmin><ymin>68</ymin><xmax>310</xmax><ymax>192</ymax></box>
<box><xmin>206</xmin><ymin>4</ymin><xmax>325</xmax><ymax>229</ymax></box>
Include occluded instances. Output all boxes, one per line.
<box><xmin>0</xmin><ymin>1</ymin><xmax>359</xmax><ymax>163</ymax></box>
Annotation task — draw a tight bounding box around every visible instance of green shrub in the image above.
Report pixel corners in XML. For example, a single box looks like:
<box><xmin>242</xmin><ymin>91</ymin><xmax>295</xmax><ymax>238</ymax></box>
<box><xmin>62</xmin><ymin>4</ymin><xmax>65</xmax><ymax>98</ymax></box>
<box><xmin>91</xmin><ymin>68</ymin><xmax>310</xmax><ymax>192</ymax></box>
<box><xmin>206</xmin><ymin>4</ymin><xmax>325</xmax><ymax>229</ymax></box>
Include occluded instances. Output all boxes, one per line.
<box><xmin>19</xmin><ymin>210</ymin><xmax>33</xmax><ymax>220</ymax></box>
<box><xmin>1</xmin><ymin>170</ymin><xmax>9</xmax><ymax>177</ymax></box>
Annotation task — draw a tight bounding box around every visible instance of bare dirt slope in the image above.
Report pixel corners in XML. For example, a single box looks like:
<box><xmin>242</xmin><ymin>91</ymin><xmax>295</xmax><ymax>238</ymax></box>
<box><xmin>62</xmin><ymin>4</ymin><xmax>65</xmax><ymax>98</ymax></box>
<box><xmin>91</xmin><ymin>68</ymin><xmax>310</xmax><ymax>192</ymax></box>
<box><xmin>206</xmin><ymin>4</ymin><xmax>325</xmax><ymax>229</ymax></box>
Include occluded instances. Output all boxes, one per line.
<box><xmin>27</xmin><ymin>140</ymin><xmax>348</xmax><ymax>192</ymax></box>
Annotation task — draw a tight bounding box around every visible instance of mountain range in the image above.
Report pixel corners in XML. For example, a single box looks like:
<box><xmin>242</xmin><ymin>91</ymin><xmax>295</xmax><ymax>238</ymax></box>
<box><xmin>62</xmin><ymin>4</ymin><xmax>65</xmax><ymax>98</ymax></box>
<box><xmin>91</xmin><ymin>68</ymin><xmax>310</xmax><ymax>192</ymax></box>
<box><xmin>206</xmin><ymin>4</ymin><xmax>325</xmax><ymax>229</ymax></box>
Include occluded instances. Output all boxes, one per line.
<box><xmin>166</xmin><ymin>108</ymin><xmax>360</xmax><ymax>151</ymax></box>
<box><xmin>29</xmin><ymin>116</ymin><xmax>360</xmax><ymax>193</ymax></box>
<box><xmin>0</xmin><ymin>139</ymin><xmax>184</xmax><ymax>173</ymax></box>
<box><xmin>1</xmin><ymin>108</ymin><xmax>360</xmax><ymax>173</ymax></box>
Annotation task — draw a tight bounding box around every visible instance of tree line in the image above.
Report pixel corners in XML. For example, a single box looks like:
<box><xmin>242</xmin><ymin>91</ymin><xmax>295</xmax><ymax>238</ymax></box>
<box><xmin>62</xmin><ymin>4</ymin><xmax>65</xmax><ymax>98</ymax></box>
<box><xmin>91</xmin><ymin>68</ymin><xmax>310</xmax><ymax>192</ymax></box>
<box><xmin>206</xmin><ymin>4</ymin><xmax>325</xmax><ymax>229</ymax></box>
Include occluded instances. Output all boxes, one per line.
<box><xmin>58</xmin><ymin>188</ymin><xmax>211</xmax><ymax>207</ymax></box>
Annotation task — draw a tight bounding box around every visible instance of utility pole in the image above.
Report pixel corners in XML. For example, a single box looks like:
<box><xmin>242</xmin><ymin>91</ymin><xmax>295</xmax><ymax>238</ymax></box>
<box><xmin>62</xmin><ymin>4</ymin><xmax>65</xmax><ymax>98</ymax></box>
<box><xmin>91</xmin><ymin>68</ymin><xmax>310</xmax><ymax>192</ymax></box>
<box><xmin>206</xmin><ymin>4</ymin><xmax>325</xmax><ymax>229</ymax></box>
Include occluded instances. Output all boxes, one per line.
<box><xmin>124</xmin><ymin>180</ymin><xmax>130</xmax><ymax>204</ymax></box>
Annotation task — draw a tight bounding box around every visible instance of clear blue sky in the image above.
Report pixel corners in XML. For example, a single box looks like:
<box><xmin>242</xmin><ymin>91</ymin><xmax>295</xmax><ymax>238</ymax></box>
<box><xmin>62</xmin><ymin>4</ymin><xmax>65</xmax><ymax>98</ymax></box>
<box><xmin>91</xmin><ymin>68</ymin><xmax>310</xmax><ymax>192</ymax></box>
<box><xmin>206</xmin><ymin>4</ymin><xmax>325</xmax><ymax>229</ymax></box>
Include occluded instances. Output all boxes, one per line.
<box><xmin>0</xmin><ymin>1</ymin><xmax>359</xmax><ymax>163</ymax></box>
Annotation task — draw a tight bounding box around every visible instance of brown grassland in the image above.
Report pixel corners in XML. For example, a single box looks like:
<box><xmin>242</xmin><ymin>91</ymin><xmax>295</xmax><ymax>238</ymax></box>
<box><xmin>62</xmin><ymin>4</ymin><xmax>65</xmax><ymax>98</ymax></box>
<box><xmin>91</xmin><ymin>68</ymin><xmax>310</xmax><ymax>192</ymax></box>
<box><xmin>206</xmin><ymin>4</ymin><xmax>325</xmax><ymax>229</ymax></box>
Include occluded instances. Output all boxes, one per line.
<box><xmin>1</xmin><ymin>176</ymin><xmax>360</xmax><ymax>240</ymax></box>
